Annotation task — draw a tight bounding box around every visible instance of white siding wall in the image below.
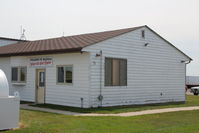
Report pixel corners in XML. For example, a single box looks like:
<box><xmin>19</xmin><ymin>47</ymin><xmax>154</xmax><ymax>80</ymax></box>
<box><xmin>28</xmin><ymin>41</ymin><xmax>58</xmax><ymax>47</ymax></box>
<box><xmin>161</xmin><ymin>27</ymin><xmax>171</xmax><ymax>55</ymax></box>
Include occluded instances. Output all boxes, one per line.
<box><xmin>0</xmin><ymin>53</ymin><xmax>90</xmax><ymax>108</ymax></box>
<box><xmin>10</xmin><ymin>56</ymin><xmax>35</xmax><ymax>101</ymax></box>
<box><xmin>83</xmin><ymin>27</ymin><xmax>190</xmax><ymax>107</ymax></box>
<box><xmin>45</xmin><ymin>53</ymin><xmax>90</xmax><ymax>108</ymax></box>
<box><xmin>0</xmin><ymin>39</ymin><xmax>18</xmax><ymax>47</ymax></box>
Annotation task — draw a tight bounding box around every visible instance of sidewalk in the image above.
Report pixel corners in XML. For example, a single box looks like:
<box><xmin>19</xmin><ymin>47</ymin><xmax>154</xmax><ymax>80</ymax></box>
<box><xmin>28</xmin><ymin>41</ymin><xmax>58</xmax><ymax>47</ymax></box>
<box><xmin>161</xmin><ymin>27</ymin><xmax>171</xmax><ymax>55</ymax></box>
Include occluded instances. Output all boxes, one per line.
<box><xmin>21</xmin><ymin>104</ymin><xmax>199</xmax><ymax>117</ymax></box>
<box><xmin>77</xmin><ymin>106</ymin><xmax>199</xmax><ymax>117</ymax></box>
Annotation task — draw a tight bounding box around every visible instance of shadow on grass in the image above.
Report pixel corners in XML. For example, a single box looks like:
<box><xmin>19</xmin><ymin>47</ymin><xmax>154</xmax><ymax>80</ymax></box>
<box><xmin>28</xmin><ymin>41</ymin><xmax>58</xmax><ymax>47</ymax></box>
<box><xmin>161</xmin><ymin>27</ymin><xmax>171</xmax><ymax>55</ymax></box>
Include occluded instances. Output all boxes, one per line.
<box><xmin>29</xmin><ymin>101</ymin><xmax>185</xmax><ymax>114</ymax></box>
<box><xmin>20</xmin><ymin>101</ymin><xmax>34</xmax><ymax>104</ymax></box>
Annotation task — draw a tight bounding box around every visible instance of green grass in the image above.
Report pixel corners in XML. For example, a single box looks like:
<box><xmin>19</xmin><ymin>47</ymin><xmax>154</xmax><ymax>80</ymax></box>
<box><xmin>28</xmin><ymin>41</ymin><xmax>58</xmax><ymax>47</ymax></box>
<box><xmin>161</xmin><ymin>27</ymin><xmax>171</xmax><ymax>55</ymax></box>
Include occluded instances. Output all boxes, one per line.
<box><xmin>31</xmin><ymin>95</ymin><xmax>199</xmax><ymax>114</ymax></box>
<box><xmin>5</xmin><ymin>109</ymin><xmax>199</xmax><ymax>133</ymax></box>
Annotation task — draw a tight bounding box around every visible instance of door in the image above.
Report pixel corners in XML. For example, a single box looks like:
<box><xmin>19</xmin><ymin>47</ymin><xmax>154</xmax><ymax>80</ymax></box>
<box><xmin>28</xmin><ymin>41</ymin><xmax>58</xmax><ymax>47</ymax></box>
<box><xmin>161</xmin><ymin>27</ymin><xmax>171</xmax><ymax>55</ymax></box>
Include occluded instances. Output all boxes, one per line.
<box><xmin>36</xmin><ymin>69</ymin><xmax>45</xmax><ymax>104</ymax></box>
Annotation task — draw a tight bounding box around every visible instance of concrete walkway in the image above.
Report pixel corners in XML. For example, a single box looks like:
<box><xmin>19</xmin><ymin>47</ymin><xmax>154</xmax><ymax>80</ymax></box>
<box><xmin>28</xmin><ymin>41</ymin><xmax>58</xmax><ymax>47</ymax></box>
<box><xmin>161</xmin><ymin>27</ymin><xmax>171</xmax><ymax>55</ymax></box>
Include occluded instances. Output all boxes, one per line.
<box><xmin>77</xmin><ymin>106</ymin><xmax>199</xmax><ymax>117</ymax></box>
<box><xmin>21</xmin><ymin>104</ymin><xmax>199</xmax><ymax>117</ymax></box>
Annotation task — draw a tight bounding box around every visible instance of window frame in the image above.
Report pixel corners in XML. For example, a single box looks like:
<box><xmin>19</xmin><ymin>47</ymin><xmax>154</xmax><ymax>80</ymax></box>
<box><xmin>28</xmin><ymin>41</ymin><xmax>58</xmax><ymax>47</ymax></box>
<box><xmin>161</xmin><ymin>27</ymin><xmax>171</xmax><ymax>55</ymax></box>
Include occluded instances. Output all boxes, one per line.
<box><xmin>11</xmin><ymin>66</ymin><xmax>27</xmax><ymax>83</ymax></box>
<box><xmin>104</xmin><ymin>57</ymin><xmax>127</xmax><ymax>87</ymax></box>
<box><xmin>56</xmin><ymin>65</ymin><xmax>73</xmax><ymax>85</ymax></box>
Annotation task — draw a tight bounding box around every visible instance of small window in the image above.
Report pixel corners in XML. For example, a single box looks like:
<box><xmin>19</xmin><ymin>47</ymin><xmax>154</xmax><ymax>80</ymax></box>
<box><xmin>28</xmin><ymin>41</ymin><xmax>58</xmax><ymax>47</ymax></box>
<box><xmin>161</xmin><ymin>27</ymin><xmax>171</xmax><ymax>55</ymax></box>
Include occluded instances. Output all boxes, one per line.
<box><xmin>57</xmin><ymin>67</ymin><xmax>64</xmax><ymax>83</ymax></box>
<box><xmin>57</xmin><ymin>65</ymin><xmax>73</xmax><ymax>84</ymax></box>
<box><xmin>11</xmin><ymin>67</ymin><xmax>27</xmax><ymax>83</ymax></box>
<box><xmin>12</xmin><ymin>67</ymin><xmax>18</xmax><ymax>82</ymax></box>
<box><xmin>20</xmin><ymin>67</ymin><xmax>26</xmax><ymax>82</ymax></box>
<box><xmin>39</xmin><ymin>72</ymin><xmax>45</xmax><ymax>87</ymax></box>
<box><xmin>105</xmin><ymin>58</ymin><xmax>127</xmax><ymax>86</ymax></box>
<box><xmin>65</xmin><ymin>66</ymin><xmax>72</xmax><ymax>83</ymax></box>
<box><xmin>141</xmin><ymin>30</ymin><xmax>145</xmax><ymax>38</ymax></box>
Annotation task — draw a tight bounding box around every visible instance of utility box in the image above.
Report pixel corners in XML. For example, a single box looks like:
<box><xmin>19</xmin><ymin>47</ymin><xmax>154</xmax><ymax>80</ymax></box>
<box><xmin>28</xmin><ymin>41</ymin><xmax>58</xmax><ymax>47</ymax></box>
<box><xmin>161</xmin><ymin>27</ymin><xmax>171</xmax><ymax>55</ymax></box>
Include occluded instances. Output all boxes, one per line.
<box><xmin>0</xmin><ymin>69</ymin><xmax>20</xmax><ymax>130</ymax></box>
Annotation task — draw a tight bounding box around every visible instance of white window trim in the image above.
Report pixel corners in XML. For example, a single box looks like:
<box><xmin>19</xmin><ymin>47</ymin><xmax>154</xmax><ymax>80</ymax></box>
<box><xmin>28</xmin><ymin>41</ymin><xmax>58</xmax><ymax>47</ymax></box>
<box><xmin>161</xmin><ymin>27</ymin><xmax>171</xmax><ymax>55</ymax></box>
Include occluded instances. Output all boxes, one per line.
<box><xmin>11</xmin><ymin>66</ymin><xmax>27</xmax><ymax>84</ymax></box>
<box><xmin>56</xmin><ymin>65</ymin><xmax>73</xmax><ymax>85</ymax></box>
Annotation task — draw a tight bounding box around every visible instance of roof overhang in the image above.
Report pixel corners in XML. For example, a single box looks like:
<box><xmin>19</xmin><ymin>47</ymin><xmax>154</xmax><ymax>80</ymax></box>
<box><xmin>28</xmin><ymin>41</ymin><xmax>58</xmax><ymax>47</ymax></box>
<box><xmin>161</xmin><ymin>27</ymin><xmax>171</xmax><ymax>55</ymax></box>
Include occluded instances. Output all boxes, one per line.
<box><xmin>0</xmin><ymin>48</ymin><xmax>82</xmax><ymax>57</ymax></box>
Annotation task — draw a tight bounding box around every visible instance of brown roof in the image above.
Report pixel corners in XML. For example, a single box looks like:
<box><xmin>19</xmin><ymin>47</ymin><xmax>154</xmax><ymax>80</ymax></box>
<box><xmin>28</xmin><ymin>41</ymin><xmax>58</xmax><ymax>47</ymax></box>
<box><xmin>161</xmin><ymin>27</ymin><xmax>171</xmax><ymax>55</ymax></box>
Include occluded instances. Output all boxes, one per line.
<box><xmin>0</xmin><ymin>26</ymin><xmax>143</xmax><ymax>57</ymax></box>
<box><xmin>0</xmin><ymin>25</ymin><xmax>192</xmax><ymax>60</ymax></box>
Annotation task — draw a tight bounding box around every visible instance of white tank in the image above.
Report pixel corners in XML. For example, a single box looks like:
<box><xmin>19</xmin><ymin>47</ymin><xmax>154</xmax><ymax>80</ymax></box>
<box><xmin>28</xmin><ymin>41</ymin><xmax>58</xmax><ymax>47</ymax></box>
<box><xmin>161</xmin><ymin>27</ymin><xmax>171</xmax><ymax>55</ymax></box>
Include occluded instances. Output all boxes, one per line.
<box><xmin>0</xmin><ymin>69</ymin><xmax>19</xmax><ymax>130</ymax></box>
<box><xmin>0</xmin><ymin>69</ymin><xmax>9</xmax><ymax>97</ymax></box>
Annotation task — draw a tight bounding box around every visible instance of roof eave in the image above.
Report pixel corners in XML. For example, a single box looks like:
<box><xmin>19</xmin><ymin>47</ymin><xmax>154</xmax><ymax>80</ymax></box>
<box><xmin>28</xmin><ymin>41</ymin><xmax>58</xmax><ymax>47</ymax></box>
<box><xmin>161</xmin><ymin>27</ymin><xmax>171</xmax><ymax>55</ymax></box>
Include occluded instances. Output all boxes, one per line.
<box><xmin>0</xmin><ymin>48</ymin><xmax>82</xmax><ymax>57</ymax></box>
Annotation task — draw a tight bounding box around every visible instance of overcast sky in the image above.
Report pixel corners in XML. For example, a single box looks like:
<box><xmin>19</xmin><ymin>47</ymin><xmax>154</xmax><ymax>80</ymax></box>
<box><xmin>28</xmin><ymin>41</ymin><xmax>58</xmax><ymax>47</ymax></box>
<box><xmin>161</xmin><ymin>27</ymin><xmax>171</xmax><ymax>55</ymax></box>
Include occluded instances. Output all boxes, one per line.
<box><xmin>0</xmin><ymin>0</ymin><xmax>198</xmax><ymax>76</ymax></box>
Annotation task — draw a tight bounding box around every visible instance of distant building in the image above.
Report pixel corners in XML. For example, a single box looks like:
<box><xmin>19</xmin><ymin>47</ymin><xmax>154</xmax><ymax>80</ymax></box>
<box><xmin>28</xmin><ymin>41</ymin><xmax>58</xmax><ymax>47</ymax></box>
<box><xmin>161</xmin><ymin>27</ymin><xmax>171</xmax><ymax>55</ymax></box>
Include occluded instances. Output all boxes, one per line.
<box><xmin>186</xmin><ymin>76</ymin><xmax>199</xmax><ymax>88</ymax></box>
<box><xmin>0</xmin><ymin>37</ymin><xmax>22</xmax><ymax>47</ymax></box>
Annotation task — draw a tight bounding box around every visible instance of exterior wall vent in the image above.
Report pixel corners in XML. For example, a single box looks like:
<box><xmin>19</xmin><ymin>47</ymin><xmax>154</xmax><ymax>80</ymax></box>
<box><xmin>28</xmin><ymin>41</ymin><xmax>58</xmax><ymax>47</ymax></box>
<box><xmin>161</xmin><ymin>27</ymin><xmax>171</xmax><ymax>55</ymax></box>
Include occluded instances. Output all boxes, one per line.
<box><xmin>141</xmin><ymin>30</ymin><xmax>145</xmax><ymax>39</ymax></box>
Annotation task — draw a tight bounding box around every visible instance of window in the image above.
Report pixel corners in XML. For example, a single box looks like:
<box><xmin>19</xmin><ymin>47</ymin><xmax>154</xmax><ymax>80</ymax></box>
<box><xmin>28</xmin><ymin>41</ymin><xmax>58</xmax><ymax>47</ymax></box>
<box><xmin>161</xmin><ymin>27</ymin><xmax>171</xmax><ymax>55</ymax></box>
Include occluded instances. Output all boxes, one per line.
<box><xmin>20</xmin><ymin>67</ymin><xmax>26</xmax><ymax>82</ymax></box>
<box><xmin>39</xmin><ymin>72</ymin><xmax>45</xmax><ymax>87</ymax></box>
<box><xmin>57</xmin><ymin>65</ymin><xmax>73</xmax><ymax>84</ymax></box>
<box><xmin>11</xmin><ymin>67</ymin><xmax>18</xmax><ymax>82</ymax></box>
<box><xmin>11</xmin><ymin>67</ymin><xmax>27</xmax><ymax>83</ymax></box>
<box><xmin>141</xmin><ymin>30</ymin><xmax>145</xmax><ymax>38</ymax></box>
<box><xmin>57</xmin><ymin>67</ymin><xmax>64</xmax><ymax>83</ymax></box>
<box><xmin>65</xmin><ymin>66</ymin><xmax>72</xmax><ymax>83</ymax></box>
<box><xmin>105</xmin><ymin>58</ymin><xmax>127</xmax><ymax>86</ymax></box>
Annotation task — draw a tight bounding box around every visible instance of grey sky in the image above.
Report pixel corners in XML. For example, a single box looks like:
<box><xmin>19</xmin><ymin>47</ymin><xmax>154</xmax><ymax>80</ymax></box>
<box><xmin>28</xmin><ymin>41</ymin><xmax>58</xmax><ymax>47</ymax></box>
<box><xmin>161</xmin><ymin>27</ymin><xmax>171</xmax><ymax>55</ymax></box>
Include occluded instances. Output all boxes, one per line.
<box><xmin>0</xmin><ymin>0</ymin><xmax>198</xmax><ymax>76</ymax></box>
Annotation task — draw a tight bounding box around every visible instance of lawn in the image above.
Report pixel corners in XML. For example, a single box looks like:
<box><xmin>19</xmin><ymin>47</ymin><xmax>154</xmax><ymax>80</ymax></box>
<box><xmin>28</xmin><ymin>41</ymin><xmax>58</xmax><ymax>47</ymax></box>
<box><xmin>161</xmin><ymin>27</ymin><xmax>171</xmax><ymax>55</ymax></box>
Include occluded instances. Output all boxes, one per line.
<box><xmin>5</xmin><ymin>109</ymin><xmax>199</xmax><ymax>133</ymax></box>
<box><xmin>31</xmin><ymin>95</ymin><xmax>199</xmax><ymax>114</ymax></box>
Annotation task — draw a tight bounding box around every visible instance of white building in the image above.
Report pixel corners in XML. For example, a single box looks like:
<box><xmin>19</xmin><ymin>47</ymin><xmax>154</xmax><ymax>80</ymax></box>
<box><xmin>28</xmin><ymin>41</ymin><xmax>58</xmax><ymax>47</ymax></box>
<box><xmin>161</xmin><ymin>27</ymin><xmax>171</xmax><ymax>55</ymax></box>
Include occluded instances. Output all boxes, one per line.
<box><xmin>0</xmin><ymin>26</ymin><xmax>192</xmax><ymax>108</ymax></box>
<box><xmin>0</xmin><ymin>37</ymin><xmax>22</xmax><ymax>47</ymax></box>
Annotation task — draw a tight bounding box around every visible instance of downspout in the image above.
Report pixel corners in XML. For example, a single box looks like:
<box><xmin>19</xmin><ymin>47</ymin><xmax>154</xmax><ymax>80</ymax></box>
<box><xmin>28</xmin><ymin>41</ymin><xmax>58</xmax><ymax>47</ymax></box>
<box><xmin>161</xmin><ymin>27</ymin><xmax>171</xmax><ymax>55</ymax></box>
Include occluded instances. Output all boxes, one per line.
<box><xmin>98</xmin><ymin>50</ymin><xmax>103</xmax><ymax>106</ymax></box>
<box><xmin>185</xmin><ymin>60</ymin><xmax>191</xmax><ymax>85</ymax></box>
<box><xmin>184</xmin><ymin>60</ymin><xmax>191</xmax><ymax>101</ymax></box>
<box><xmin>185</xmin><ymin>60</ymin><xmax>191</xmax><ymax>65</ymax></box>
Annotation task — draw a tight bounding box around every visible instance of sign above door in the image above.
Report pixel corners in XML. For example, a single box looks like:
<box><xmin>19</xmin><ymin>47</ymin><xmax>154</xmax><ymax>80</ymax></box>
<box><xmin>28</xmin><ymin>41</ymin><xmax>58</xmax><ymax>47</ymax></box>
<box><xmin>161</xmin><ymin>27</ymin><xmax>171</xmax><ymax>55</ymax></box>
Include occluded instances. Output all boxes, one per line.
<box><xmin>30</xmin><ymin>57</ymin><xmax>53</xmax><ymax>67</ymax></box>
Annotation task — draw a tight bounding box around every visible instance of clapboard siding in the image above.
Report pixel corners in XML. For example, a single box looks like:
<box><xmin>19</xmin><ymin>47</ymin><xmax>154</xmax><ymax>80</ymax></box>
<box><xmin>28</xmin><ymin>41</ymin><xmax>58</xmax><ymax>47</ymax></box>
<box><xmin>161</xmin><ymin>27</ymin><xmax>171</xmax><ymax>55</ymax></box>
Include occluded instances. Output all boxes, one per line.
<box><xmin>83</xmin><ymin>27</ymin><xmax>189</xmax><ymax>107</ymax></box>
<box><xmin>9</xmin><ymin>57</ymin><xmax>36</xmax><ymax>102</ymax></box>
<box><xmin>44</xmin><ymin>53</ymin><xmax>90</xmax><ymax>108</ymax></box>
<box><xmin>0</xmin><ymin>53</ymin><xmax>90</xmax><ymax>108</ymax></box>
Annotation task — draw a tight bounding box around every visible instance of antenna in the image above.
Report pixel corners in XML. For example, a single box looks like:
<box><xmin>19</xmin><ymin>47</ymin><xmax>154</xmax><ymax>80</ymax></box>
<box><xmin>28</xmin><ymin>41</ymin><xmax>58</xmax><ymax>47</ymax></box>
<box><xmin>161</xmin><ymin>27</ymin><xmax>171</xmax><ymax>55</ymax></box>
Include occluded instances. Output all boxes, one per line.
<box><xmin>20</xmin><ymin>26</ymin><xmax>26</xmax><ymax>40</ymax></box>
<box><xmin>62</xmin><ymin>26</ymin><xmax>65</xmax><ymax>37</ymax></box>
<box><xmin>62</xmin><ymin>31</ymin><xmax>65</xmax><ymax>37</ymax></box>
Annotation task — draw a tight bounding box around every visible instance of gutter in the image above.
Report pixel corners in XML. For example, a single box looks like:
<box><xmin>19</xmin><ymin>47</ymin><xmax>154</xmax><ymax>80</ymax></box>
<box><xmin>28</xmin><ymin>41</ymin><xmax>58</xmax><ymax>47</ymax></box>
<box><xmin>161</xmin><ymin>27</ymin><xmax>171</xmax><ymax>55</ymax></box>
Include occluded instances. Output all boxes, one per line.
<box><xmin>185</xmin><ymin>60</ymin><xmax>191</xmax><ymax>65</ymax></box>
<box><xmin>184</xmin><ymin>59</ymin><xmax>192</xmax><ymax>97</ymax></box>
<box><xmin>97</xmin><ymin>50</ymin><xmax>103</xmax><ymax>106</ymax></box>
<box><xmin>0</xmin><ymin>48</ymin><xmax>82</xmax><ymax>57</ymax></box>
